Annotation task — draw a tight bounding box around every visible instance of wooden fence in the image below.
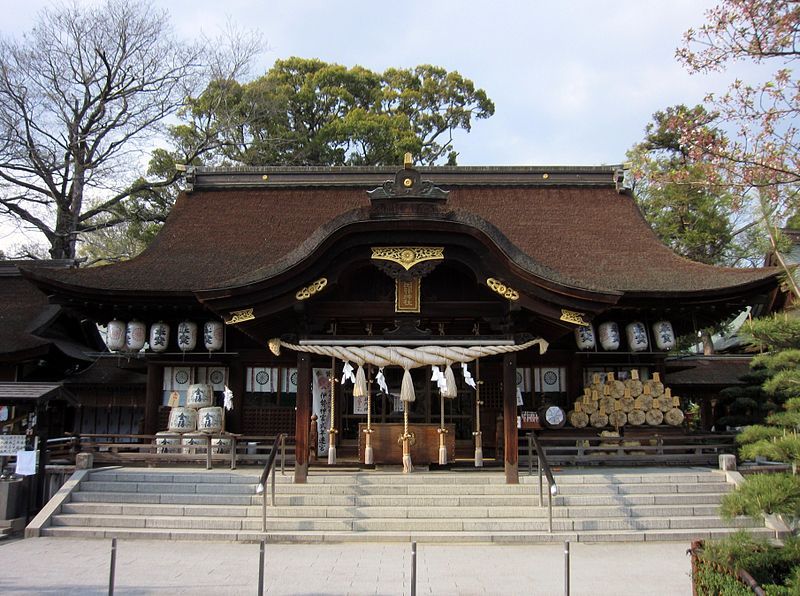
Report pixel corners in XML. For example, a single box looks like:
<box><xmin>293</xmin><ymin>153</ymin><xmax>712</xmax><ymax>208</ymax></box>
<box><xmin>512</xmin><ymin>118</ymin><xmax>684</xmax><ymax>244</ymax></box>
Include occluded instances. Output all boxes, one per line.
<box><xmin>518</xmin><ymin>432</ymin><xmax>737</xmax><ymax>467</ymax></box>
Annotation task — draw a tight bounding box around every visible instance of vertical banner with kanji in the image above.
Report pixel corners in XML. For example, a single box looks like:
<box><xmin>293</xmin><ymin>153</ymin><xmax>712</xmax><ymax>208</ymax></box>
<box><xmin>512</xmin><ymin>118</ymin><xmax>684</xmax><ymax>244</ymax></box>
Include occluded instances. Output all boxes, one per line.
<box><xmin>312</xmin><ymin>368</ymin><xmax>332</xmax><ymax>457</ymax></box>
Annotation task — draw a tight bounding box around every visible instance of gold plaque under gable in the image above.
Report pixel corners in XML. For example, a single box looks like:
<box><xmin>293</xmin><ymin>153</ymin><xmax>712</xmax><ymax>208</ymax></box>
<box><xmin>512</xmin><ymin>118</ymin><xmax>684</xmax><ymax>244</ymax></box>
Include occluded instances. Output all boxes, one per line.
<box><xmin>395</xmin><ymin>278</ymin><xmax>421</xmax><ymax>313</ymax></box>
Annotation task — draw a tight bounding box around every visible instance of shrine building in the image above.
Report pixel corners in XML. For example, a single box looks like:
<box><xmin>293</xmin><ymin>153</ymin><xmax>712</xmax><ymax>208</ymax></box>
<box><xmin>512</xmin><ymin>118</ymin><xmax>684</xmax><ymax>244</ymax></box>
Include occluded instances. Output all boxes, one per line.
<box><xmin>22</xmin><ymin>162</ymin><xmax>780</xmax><ymax>483</ymax></box>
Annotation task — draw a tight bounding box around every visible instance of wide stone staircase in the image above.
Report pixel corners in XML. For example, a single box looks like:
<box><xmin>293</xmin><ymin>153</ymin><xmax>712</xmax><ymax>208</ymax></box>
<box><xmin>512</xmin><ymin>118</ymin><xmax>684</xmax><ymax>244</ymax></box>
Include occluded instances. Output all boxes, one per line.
<box><xmin>37</xmin><ymin>467</ymin><xmax>771</xmax><ymax>543</ymax></box>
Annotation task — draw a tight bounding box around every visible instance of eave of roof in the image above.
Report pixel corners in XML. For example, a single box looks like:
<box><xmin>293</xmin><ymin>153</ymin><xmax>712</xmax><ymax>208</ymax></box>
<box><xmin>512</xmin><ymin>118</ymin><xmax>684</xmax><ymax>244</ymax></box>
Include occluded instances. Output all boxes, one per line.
<box><xmin>186</xmin><ymin>164</ymin><xmax>624</xmax><ymax>191</ymax></box>
<box><xmin>23</xmin><ymin>166</ymin><xmax>779</xmax><ymax>306</ymax></box>
<box><xmin>0</xmin><ymin>382</ymin><xmax>77</xmax><ymax>405</ymax></box>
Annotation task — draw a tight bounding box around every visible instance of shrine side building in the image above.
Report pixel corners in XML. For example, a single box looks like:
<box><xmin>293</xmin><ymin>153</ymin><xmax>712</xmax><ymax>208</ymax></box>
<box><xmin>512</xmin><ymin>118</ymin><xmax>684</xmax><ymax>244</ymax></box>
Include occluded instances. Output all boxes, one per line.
<box><xmin>23</xmin><ymin>165</ymin><xmax>780</xmax><ymax>483</ymax></box>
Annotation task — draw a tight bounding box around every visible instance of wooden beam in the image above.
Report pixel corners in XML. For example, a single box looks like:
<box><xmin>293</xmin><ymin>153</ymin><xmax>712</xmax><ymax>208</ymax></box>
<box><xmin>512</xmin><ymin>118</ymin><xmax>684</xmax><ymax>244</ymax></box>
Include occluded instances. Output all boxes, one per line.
<box><xmin>294</xmin><ymin>353</ymin><xmax>311</xmax><ymax>483</ymax></box>
<box><xmin>503</xmin><ymin>352</ymin><xmax>519</xmax><ymax>484</ymax></box>
<box><xmin>143</xmin><ymin>363</ymin><xmax>161</xmax><ymax>435</ymax></box>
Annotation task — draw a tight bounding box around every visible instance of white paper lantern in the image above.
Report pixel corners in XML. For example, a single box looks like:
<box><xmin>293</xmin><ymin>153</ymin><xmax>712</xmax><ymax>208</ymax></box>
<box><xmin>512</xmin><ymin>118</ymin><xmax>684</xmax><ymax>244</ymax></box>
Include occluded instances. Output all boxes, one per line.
<box><xmin>652</xmin><ymin>320</ymin><xmax>676</xmax><ymax>350</ymax></box>
<box><xmin>186</xmin><ymin>383</ymin><xmax>214</xmax><ymax>409</ymax></box>
<box><xmin>203</xmin><ymin>321</ymin><xmax>224</xmax><ymax>352</ymax></box>
<box><xmin>598</xmin><ymin>322</ymin><xmax>620</xmax><ymax>351</ymax></box>
<box><xmin>149</xmin><ymin>322</ymin><xmax>170</xmax><ymax>352</ymax></box>
<box><xmin>574</xmin><ymin>324</ymin><xmax>596</xmax><ymax>350</ymax></box>
<box><xmin>125</xmin><ymin>320</ymin><xmax>146</xmax><ymax>352</ymax></box>
<box><xmin>626</xmin><ymin>321</ymin><xmax>649</xmax><ymax>352</ymax></box>
<box><xmin>177</xmin><ymin>321</ymin><xmax>197</xmax><ymax>352</ymax></box>
<box><xmin>106</xmin><ymin>319</ymin><xmax>126</xmax><ymax>352</ymax></box>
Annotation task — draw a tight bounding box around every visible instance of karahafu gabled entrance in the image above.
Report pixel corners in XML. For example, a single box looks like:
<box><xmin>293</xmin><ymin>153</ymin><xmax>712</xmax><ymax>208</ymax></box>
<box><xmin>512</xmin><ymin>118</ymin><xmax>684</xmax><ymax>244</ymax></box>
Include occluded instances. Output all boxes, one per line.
<box><xmin>269</xmin><ymin>337</ymin><xmax>547</xmax><ymax>475</ymax></box>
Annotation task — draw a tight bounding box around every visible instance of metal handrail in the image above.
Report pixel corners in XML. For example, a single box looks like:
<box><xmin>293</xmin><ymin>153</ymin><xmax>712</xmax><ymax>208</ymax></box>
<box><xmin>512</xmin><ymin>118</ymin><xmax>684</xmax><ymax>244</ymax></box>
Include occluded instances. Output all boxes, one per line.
<box><xmin>256</xmin><ymin>433</ymin><xmax>286</xmax><ymax>532</ymax></box>
<box><xmin>527</xmin><ymin>431</ymin><xmax>558</xmax><ymax>533</ymax></box>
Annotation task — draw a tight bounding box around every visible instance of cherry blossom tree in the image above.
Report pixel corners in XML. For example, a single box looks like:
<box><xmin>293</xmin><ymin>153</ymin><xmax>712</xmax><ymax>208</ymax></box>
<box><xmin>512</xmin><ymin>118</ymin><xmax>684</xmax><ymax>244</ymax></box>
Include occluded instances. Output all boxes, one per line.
<box><xmin>648</xmin><ymin>0</ymin><xmax>800</xmax><ymax>299</ymax></box>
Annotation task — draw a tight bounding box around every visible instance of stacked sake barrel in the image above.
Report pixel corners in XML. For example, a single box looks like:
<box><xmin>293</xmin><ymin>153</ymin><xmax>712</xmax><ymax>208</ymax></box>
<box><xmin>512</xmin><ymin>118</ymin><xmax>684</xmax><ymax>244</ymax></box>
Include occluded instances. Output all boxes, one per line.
<box><xmin>162</xmin><ymin>384</ymin><xmax>222</xmax><ymax>453</ymax></box>
<box><xmin>568</xmin><ymin>371</ymin><xmax>685</xmax><ymax>429</ymax></box>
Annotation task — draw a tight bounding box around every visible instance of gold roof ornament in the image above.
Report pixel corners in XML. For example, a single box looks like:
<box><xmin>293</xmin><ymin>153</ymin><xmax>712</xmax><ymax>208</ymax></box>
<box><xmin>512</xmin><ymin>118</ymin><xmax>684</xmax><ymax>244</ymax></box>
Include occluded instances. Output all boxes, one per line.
<box><xmin>560</xmin><ymin>309</ymin><xmax>590</xmax><ymax>326</ymax></box>
<box><xmin>404</xmin><ymin>153</ymin><xmax>413</xmax><ymax>168</ymax></box>
<box><xmin>371</xmin><ymin>247</ymin><xmax>444</xmax><ymax>271</ymax></box>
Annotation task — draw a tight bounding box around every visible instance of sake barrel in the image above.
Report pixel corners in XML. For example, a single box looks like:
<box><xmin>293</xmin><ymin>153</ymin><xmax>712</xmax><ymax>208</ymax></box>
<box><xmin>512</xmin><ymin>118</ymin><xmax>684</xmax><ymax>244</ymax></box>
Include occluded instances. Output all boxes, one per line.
<box><xmin>154</xmin><ymin>431</ymin><xmax>181</xmax><ymax>453</ymax></box>
<box><xmin>211</xmin><ymin>437</ymin><xmax>232</xmax><ymax>454</ymax></box>
<box><xmin>168</xmin><ymin>407</ymin><xmax>197</xmax><ymax>432</ymax></box>
<box><xmin>182</xmin><ymin>432</ymin><xmax>207</xmax><ymax>454</ymax></box>
<box><xmin>665</xmin><ymin>408</ymin><xmax>685</xmax><ymax>426</ymax></box>
<box><xmin>608</xmin><ymin>380</ymin><xmax>625</xmax><ymax>399</ymax></box>
<box><xmin>569</xmin><ymin>410</ymin><xmax>589</xmax><ymax>428</ymax></box>
<box><xmin>186</xmin><ymin>384</ymin><xmax>214</xmax><ymax>409</ymax></box>
<box><xmin>197</xmin><ymin>406</ymin><xmax>223</xmax><ymax>432</ymax></box>
<box><xmin>608</xmin><ymin>411</ymin><xmax>627</xmax><ymax>428</ymax></box>
<box><xmin>589</xmin><ymin>412</ymin><xmax>609</xmax><ymax>428</ymax></box>
<box><xmin>645</xmin><ymin>409</ymin><xmax>664</xmax><ymax>426</ymax></box>
<box><xmin>627</xmin><ymin>410</ymin><xmax>646</xmax><ymax>426</ymax></box>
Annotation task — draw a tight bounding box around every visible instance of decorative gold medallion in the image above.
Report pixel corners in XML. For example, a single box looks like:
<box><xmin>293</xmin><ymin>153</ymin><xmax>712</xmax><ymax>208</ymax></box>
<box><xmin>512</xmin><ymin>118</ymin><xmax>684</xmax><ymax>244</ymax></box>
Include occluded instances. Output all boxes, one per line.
<box><xmin>371</xmin><ymin>247</ymin><xmax>444</xmax><ymax>271</ymax></box>
<box><xmin>225</xmin><ymin>308</ymin><xmax>255</xmax><ymax>325</ymax></box>
<box><xmin>395</xmin><ymin>278</ymin><xmax>421</xmax><ymax>313</ymax></box>
<box><xmin>560</xmin><ymin>309</ymin><xmax>590</xmax><ymax>326</ymax></box>
<box><xmin>295</xmin><ymin>277</ymin><xmax>328</xmax><ymax>301</ymax></box>
<box><xmin>486</xmin><ymin>278</ymin><xmax>519</xmax><ymax>301</ymax></box>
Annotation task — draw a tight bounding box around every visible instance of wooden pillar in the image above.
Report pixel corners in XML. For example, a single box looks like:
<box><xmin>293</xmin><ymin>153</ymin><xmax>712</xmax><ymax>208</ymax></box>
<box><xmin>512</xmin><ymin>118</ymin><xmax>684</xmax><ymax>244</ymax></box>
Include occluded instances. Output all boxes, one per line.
<box><xmin>294</xmin><ymin>353</ymin><xmax>311</xmax><ymax>483</ymax></box>
<box><xmin>227</xmin><ymin>360</ymin><xmax>245</xmax><ymax>433</ymax></box>
<box><xmin>503</xmin><ymin>353</ymin><xmax>519</xmax><ymax>484</ymax></box>
<box><xmin>143</xmin><ymin>363</ymin><xmax>161</xmax><ymax>435</ymax></box>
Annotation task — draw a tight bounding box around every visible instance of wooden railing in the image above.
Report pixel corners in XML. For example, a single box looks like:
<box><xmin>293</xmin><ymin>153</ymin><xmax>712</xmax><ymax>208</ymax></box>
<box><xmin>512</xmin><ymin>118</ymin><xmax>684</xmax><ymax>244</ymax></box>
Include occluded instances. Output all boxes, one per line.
<box><xmin>49</xmin><ymin>433</ymin><xmax>296</xmax><ymax>468</ymax></box>
<box><xmin>518</xmin><ymin>432</ymin><xmax>737</xmax><ymax>467</ymax></box>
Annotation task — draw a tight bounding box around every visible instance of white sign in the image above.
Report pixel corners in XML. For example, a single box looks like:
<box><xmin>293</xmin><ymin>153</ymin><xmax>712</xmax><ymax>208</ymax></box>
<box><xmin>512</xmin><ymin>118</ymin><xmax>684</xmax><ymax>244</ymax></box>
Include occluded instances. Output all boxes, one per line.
<box><xmin>0</xmin><ymin>435</ymin><xmax>27</xmax><ymax>456</ymax></box>
<box><xmin>353</xmin><ymin>394</ymin><xmax>368</xmax><ymax>415</ymax></box>
<box><xmin>15</xmin><ymin>450</ymin><xmax>37</xmax><ymax>475</ymax></box>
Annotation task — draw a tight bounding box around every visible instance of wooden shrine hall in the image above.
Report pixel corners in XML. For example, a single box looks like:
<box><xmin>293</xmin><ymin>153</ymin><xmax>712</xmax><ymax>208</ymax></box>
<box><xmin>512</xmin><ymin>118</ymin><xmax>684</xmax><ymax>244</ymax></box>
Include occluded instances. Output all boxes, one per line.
<box><xmin>23</xmin><ymin>160</ymin><xmax>780</xmax><ymax>484</ymax></box>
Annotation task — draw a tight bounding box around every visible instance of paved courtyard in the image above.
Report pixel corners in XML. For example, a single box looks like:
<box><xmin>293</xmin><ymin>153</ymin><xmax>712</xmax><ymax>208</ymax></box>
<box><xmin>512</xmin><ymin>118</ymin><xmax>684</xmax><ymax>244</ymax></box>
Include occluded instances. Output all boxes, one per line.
<box><xmin>0</xmin><ymin>537</ymin><xmax>691</xmax><ymax>595</ymax></box>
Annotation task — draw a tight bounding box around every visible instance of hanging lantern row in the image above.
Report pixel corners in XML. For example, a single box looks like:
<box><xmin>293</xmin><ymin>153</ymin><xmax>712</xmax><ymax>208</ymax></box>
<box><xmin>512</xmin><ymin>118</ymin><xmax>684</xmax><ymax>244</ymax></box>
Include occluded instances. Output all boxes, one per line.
<box><xmin>105</xmin><ymin>319</ymin><xmax>224</xmax><ymax>353</ymax></box>
<box><xmin>574</xmin><ymin>320</ymin><xmax>675</xmax><ymax>352</ymax></box>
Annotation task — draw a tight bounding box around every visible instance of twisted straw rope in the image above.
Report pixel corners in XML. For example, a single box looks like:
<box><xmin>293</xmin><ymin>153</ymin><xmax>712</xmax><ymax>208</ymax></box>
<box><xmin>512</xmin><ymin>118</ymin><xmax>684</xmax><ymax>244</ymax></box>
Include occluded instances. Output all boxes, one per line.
<box><xmin>269</xmin><ymin>338</ymin><xmax>548</xmax><ymax>368</ymax></box>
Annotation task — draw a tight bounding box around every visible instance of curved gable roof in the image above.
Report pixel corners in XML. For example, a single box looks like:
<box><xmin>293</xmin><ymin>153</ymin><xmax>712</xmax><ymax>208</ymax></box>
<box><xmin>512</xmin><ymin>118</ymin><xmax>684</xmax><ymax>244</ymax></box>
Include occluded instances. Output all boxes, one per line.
<box><xmin>26</xmin><ymin>166</ymin><xmax>776</xmax><ymax>298</ymax></box>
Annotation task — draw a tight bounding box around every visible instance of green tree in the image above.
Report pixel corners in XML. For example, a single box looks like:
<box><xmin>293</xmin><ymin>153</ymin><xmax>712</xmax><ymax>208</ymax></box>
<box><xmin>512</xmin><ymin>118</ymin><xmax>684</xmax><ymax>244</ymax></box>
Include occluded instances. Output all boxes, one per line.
<box><xmin>627</xmin><ymin>105</ymin><xmax>763</xmax><ymax>265</ymax></box>
<box><xmin>174</xmin><ymin>58</ymin><xmax>495</xmax><ymax>168</ymax></box>
<box><xmin>722</xmin><ymin>312</ymin><xmax>800</xmax><ymax>531</ymax></box>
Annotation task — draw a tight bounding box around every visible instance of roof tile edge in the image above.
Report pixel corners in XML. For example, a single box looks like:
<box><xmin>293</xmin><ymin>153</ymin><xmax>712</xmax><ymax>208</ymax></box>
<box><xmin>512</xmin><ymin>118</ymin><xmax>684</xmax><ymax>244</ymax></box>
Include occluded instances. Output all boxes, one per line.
<box><xmin>185</xmin><ymin>165</ymin><xmax>625</xmax><ymax>191</ymax></box>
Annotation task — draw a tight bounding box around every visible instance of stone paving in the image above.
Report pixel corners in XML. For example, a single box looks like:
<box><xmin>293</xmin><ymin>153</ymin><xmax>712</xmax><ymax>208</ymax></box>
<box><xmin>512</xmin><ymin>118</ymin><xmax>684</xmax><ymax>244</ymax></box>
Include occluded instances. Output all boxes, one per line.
<box><xmin>0</xmin><ymin>537</ymin><xmax>691</xmax><ymax>595</ymax></box>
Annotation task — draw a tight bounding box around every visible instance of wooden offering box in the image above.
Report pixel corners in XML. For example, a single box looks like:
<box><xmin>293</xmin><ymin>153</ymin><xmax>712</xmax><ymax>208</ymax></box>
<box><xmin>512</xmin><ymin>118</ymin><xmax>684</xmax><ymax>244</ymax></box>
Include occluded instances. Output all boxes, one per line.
<box><xmin>358</xmin><ymin>423</ymin><xmax>456</xmax><ymax>465</ymax></box>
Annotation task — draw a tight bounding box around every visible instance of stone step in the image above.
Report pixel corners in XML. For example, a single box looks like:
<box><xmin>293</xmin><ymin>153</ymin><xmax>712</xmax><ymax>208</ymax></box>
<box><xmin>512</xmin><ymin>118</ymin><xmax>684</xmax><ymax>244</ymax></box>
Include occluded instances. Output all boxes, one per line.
<box><xmin>78</xmin><ymin>478</ymin><xmax>729</xmax><ymax>497</ymax></box>
<box><xmin>40</xmin><ymin>525</ymin><xmax>776</xmax><ymax>545</ymax></box>
<box><xmin>70</xmin><ymin>489</ymin><xmax>730</xmax><ymax>509</ymax></box>
<box><xmin>48</xmin><ymin>511</ymin><xmax>760</xmax><ymax>534</ymax></box>
<box><xmin>86</xmin><ymin>470</ymin><xmax>727</xmax><ymax>486</ymax></box>
<box><xmin>40</xmin><ymin>467</ymin><xmax>763</xmax><ymax>544</ymax></box>
<box><xmin>60</xmin><ymin>501</ymin><xmax>726</xmax><ymax>521</ymax></box>
<box><xmin>87</xmin><ymin>471</ymin><xmax>255</xmax><ymax>484</ymax></box>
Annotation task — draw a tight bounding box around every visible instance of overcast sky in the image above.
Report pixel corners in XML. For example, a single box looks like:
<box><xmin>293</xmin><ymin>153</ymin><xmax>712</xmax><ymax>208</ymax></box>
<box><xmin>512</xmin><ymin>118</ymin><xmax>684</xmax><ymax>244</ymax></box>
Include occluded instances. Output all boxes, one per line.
<box><xmin>1</xmin><ymin>0</ymin><xmax>762</xmax><ymax>253</ymax></box>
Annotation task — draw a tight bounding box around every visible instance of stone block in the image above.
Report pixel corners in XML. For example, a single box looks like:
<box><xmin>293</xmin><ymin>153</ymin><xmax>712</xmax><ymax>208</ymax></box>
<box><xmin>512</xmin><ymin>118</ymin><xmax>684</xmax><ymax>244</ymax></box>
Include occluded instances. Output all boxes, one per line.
<box><xmin>719</xmin><ymin>454</ymin><xmax>737</xmax><ymax>471</ymax></box>
<box><xmin>75</xmin><ymin>452</ymin><xmax>93</xmax><ymax>470</ymax></box>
